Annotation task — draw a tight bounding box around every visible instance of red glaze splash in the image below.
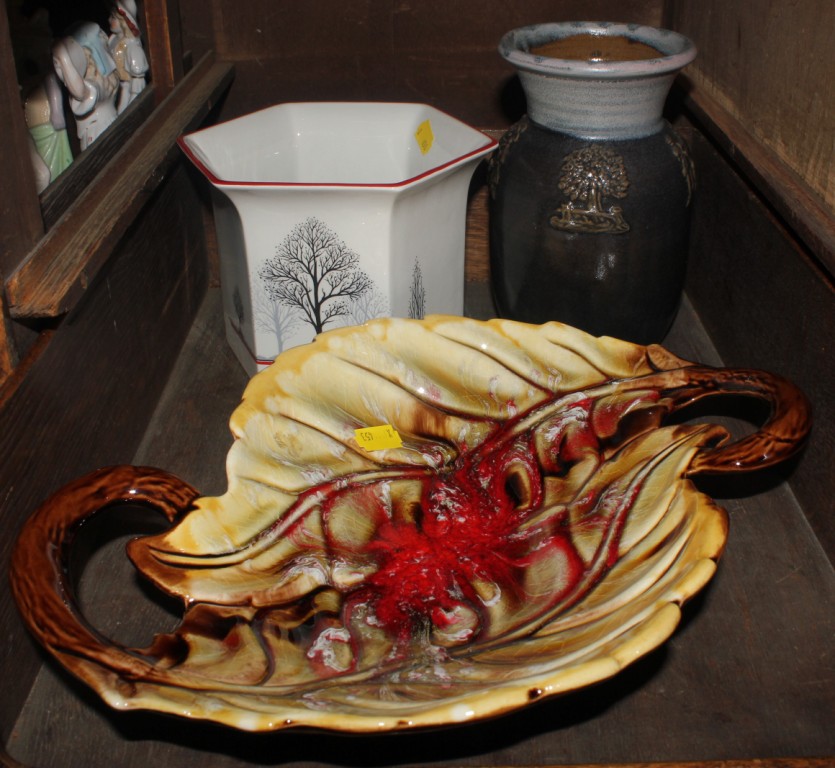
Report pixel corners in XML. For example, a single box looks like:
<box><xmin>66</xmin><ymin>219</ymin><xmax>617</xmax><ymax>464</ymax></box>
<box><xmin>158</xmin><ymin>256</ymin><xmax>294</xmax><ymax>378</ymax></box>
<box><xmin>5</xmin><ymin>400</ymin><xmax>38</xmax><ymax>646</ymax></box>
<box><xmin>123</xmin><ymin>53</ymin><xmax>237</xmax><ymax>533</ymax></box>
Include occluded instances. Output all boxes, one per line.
<box><xmin>283</xmin><ymin>389</ymin><xmax>662</xmax><ymax>671</ymax></box>
<box><xmin>350</xmin><ymin>391</ymin><xmax>660</xmax><ymax>646</ymax></box>
<box><xmin>363</xmin><ymin>435</ymin><xmax>564</xmax><ymax>642</ymax></box>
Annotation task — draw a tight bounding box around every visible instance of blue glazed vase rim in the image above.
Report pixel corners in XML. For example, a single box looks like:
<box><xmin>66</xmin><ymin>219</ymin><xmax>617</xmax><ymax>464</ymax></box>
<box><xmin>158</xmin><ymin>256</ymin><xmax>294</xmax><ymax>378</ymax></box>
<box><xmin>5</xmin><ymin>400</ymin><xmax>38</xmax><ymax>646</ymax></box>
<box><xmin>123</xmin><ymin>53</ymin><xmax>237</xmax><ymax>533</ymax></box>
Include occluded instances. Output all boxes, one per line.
<box><xmin>499</xmin><ymin>21</ymin><xmax>696</xmax><ymax>79</ymax></box>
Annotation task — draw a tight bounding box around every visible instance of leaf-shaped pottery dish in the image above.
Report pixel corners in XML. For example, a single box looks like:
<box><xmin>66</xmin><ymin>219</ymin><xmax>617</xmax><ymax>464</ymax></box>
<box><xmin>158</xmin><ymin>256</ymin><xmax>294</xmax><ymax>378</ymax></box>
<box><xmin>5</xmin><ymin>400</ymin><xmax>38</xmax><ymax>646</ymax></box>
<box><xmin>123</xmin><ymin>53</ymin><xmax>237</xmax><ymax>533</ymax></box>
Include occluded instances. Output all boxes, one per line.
<box><xmin>11</xmin><ymin>316</ymin><xmax>810</xmax><ymax>732</ymax></box>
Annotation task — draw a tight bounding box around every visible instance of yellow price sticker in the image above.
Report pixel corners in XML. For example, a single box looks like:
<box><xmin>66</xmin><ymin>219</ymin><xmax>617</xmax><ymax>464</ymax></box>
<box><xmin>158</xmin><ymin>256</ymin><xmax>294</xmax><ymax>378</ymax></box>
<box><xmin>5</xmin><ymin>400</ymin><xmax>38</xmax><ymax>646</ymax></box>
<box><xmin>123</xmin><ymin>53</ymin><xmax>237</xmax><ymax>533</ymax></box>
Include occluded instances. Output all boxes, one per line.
<box><xmin>415</xmin><ymin>119</ymin><xmax>434</xmax><ymax>155</ymax></box>
<box><xmin>354</xmin><ymin>425</ymin><xmax>403</xmax><ymax>451</ymax></box>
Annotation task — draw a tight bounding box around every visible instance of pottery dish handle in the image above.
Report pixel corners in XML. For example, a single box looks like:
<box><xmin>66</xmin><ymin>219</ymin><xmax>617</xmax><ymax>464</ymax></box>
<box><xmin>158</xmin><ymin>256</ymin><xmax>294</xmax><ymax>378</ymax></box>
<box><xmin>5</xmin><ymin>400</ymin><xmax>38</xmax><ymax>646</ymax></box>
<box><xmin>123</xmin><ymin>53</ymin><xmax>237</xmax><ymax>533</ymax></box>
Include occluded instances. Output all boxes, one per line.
<box><xmin>10</xmin><ymin>465</ymin><xmax>198</xmax><ymax>688</ymax></box>
<box><xmin>660</xmin><ymin>366</ymin><xmax>812</xmax><ymax>476</ymax></box>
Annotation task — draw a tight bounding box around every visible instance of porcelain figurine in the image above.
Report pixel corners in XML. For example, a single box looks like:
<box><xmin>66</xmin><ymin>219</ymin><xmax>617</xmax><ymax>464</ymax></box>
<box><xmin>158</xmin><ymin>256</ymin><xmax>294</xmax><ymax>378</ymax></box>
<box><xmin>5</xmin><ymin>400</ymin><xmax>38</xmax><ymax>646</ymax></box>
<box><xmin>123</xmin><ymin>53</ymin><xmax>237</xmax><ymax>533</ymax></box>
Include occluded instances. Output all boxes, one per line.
<box><xmin>108</xmin><ymin>0</ymin><xmax>148</xmax><ymax>113</ymax></box>
<box><xmin>24</xmin><ymin>72</ymin><xmax>73</xmax><ymax>192</ymax></box>
<box><xmin>27</xmin><ymin>135</ymin><xmax>51</xmax><ymax>194</ymax></box>
<box><xmin>52</xmin><ymin>22</ymin><xmax>119</xmax><ymax>150</ymax></box>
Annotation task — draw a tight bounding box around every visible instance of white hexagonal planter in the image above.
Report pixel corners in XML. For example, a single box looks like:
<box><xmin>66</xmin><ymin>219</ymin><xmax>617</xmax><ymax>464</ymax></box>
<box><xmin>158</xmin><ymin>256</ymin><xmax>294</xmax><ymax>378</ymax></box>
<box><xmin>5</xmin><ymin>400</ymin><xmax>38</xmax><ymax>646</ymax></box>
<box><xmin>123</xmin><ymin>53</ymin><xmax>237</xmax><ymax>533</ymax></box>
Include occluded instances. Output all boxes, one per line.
<box><xmin>179</xmin><ymin>102</ymin><xmax>496</xmax><ymax>375</ymax></box>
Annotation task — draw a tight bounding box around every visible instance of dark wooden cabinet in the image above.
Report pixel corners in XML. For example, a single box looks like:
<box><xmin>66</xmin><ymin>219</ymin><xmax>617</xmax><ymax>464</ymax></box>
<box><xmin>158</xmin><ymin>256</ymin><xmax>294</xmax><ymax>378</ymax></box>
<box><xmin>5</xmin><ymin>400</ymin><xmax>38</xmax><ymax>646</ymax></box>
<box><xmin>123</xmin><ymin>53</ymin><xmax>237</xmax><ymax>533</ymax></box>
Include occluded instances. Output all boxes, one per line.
<box><xmin>1</xmin><ymin>2</ymin><xmax>832</xmax><ymax>766</ymax></box>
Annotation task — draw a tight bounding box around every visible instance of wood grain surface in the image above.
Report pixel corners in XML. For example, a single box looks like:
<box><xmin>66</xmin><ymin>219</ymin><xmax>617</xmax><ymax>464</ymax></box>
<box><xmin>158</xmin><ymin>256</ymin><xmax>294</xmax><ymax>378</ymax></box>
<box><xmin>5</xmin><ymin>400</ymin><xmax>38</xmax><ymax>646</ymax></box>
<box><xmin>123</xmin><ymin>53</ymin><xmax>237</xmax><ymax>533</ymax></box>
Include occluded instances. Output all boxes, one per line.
<box><xmin>178</xmin><ymin>0</ymin><xmax>662</xmax><ymax>128</ymax></box>
<box><xmin>678</xmin><ymin>82</ymin><xmax>835</xmax><ymax>281</ymax></box>
<box><xmin>665</xmin><ymin>1</ymin><xmax>835</xmax><ymax>213</ymax></box>
<box><xmin>0</xmin><ymin>1</ymin><xmax>43</xmax><ymax>277</ymax></box>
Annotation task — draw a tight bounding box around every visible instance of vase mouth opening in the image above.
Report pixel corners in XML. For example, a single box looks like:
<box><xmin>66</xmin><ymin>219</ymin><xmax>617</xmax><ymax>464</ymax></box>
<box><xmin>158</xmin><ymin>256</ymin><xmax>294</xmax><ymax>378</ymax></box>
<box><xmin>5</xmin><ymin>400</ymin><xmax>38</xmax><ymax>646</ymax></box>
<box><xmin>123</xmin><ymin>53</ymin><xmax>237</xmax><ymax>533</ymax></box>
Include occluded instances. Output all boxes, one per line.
<box><xmin>500</xmin><ymin>22</ymin><xmax>696</xmax><ymax>79</ymax></box>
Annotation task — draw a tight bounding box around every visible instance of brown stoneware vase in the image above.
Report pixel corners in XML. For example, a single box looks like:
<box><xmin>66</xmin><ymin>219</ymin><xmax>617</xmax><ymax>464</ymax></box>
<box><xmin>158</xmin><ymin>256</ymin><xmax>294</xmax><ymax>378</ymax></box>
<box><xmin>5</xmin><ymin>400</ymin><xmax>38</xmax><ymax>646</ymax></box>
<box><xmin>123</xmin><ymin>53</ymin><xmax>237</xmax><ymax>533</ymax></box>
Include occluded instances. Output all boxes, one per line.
<box><xmin>490</xmin><ymin>21</ymin><xmax>697</xmax><ymax>344</ymax></box>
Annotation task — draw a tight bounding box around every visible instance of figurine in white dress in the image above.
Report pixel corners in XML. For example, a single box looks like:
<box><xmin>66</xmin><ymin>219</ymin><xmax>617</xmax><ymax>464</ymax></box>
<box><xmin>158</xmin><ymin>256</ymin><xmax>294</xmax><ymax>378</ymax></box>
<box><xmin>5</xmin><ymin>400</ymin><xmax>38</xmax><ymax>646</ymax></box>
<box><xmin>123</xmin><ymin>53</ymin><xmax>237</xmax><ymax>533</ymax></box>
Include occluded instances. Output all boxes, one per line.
<box><xmin>108</xmin><ymin>0</ymin><xmax>149</xmax><ymax>114</ymax></box>
<box><xmin>52</xmin><ymin>22</ymin><xmax>119</xmax><ymax>150</ymax></box>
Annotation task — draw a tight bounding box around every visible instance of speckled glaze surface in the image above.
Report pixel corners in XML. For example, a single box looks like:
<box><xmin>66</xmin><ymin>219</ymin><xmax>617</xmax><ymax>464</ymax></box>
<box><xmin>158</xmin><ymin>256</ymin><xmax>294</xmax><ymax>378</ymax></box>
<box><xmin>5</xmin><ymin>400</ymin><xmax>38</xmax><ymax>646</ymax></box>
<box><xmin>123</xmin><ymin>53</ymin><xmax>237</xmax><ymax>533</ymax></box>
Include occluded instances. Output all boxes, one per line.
<box><xmin>11</xmin><ymin>316</ymin><xmax>810</xmax><ymax>732</ymax></box>
<box><xmin>490</xmin><ymin>22</ymin><xmax>697</xmax><ymax>344</ymax></box>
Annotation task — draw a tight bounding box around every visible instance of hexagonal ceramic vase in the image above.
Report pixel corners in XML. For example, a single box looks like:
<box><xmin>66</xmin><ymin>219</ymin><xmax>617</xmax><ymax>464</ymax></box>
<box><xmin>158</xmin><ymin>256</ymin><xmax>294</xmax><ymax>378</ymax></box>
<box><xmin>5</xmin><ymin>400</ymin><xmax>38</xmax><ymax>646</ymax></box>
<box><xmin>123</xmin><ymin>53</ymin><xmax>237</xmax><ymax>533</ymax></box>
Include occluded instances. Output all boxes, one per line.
<box><xmin>179</xmin><ymin>102</ymin><xmax>496</xmax><ymax>375</ymax></box>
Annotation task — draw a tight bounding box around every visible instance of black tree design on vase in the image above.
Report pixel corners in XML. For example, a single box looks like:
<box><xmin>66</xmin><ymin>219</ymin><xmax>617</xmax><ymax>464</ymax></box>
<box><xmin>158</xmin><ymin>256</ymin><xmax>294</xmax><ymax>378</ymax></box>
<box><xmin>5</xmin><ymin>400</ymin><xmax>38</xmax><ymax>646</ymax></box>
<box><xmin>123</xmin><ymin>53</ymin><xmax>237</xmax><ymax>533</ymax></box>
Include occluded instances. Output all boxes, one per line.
<box><xmin>259</xmin><ymin>217</ymin><xmax>374</xmax><ymax>336</ymax></box>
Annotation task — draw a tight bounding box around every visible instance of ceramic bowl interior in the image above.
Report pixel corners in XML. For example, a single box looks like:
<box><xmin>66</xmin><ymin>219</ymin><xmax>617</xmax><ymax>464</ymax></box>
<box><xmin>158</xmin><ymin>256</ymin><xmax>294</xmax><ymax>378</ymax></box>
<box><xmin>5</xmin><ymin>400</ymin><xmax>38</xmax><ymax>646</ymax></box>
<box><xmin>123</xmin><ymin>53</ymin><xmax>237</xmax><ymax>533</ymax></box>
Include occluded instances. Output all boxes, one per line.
<box><xmin>10</xmin><ymin>316</ymin><xmax>810</xmax><ymax>733</ymax></box>
<box><xmin>179</xmin><ymin>101</ymin><xmax>496</xmax><ymax>187</ymax></box>
<box><xmin>499</xmin><ymin>21</ymin><xmax>696</xmax><ymax>78</ymax></box>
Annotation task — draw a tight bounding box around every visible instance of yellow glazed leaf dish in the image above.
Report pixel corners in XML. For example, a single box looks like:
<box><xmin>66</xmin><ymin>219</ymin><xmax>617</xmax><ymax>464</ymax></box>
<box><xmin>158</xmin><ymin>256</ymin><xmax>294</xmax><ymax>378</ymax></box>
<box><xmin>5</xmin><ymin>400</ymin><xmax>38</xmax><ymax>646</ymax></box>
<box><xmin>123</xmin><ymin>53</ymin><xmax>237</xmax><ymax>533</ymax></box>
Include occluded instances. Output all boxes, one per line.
<box><xmin>10</xmin><ymin>316</ymin><xmax>810</xmax><ymax>732</ymax></box>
